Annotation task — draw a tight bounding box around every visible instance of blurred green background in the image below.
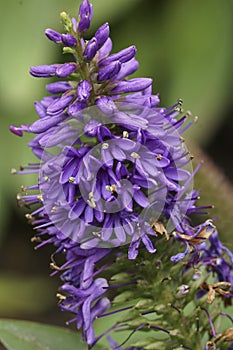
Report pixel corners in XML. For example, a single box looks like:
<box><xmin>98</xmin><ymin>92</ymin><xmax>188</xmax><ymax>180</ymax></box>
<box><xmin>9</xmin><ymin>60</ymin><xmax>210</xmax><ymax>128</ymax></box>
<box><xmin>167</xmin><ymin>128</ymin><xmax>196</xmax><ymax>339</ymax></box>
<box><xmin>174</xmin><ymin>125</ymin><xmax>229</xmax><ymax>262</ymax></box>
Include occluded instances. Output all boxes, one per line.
<box><xmin>0</xmin><ymin>0</ymin><xmax>233</xmax><ymax>335</ymax></box>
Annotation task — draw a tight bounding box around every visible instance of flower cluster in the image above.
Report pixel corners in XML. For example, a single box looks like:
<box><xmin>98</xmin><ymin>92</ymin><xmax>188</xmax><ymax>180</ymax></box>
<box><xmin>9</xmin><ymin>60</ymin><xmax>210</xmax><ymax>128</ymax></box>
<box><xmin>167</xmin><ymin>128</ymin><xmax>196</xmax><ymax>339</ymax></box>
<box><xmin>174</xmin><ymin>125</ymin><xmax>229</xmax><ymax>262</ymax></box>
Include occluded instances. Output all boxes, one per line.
<box><xmin>10</xmin><ymin>0</ymin><xmax>233</xmax><ymax>349</ymax></box>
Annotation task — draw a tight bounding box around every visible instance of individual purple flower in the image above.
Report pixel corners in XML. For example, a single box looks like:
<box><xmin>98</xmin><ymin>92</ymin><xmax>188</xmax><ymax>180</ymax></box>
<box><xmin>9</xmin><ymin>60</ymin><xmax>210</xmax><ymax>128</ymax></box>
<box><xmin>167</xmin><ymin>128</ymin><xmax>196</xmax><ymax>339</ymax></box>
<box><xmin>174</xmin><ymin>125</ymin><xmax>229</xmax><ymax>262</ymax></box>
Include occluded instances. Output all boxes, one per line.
<box><xmin>45</xmin><ymin>28</ymin><xmax>62</xmax><ymax>43</ymax></box>
<box><xmin>78</xmin><ymin>0</ymin><xmax>93</xmax><ymax>32</ymax></box>
<box><xmin>95</xmin><ymin>23</ymin><xmax>110</xmax><ymax>49</ymax></box>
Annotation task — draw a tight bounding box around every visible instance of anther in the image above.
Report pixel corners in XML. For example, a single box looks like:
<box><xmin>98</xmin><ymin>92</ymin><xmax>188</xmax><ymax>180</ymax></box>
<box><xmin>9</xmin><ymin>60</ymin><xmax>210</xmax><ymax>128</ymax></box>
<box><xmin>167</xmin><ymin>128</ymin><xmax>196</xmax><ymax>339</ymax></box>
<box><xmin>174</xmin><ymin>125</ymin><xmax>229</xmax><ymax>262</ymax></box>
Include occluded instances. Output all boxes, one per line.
<box><xmin>21</xmin><ymin>185</ymin><xmax>27</xmax><ymax>192</ymax></box>
<box><xmin>56</xmin><ymin>293</ymin><xmax>66</xmax><ymax>301</ymax></box>
<box><xmin>51</xmin><ymin>206</ymin><xmax>58</xmax><ymax>213</ymax></box>
<box><xmin>37</xmin><ymin>195</ymin><xmax>44</xmax><ymax>202</ymax></box>
<box><xmin>11</xmin><ymin>168</ymin><xmax>17</xmax><ymax>174</ymax></box>
<box><xmin>131</xmin><ymin>152</ymin><xmax>140</xmax><ymax>159</ymax></box>
<box><xmin>123</xmin><ymin>131</ymin><xmax>129</xmax><ymax>138</ymax></box>
<box><xmin>69</xmin><ymin>176</ymin><xmax>75</xmax><ymax>183</ymax></box>
<box><xmin>102</xmin><ymin>143</ymin><xmax>109</xmax><ymax>149</ymax></box>
<box><xmin>185</xmin><ymin>110</ymin><xmax>192</xmax><ymax>117</ymax></box>
<box><xmin>25</xmin><ymin>213</ymin><xmax>33</xmax><ymax>220</ymax></box>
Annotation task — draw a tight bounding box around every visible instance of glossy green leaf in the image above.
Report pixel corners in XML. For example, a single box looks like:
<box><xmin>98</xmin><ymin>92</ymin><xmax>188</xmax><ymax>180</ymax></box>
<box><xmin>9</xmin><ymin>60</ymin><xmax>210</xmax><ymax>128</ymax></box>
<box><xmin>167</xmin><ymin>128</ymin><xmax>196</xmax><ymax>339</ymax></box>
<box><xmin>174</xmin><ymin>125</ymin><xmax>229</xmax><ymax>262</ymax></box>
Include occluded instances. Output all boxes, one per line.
<box><xmin>0</xmin><ymin>319</ymin><xmax>85</xmax><ymax>350</ymax></box>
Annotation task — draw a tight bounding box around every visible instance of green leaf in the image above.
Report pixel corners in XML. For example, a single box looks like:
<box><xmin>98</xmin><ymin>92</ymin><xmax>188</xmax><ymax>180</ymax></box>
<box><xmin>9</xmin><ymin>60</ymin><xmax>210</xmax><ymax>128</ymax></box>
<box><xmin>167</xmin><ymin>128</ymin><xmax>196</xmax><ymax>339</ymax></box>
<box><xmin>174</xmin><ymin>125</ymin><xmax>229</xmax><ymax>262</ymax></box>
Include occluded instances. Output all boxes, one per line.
<box><xmin>0</xmin><ymin>319</ymin><xmax>85</xmax><ymax>350</ymax></box>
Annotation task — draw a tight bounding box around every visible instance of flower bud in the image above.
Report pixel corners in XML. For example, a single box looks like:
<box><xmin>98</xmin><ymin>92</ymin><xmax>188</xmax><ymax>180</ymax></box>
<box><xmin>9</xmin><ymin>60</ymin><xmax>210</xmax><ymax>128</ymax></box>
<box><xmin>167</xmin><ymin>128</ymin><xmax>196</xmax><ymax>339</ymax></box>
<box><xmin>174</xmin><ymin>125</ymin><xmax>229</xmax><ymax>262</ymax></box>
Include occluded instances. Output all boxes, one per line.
<box><xmin>95</xmin><ymin>23</ymin><xmax>110</xmax><ymax>49</ymax></box>
<box><xmin>60</xmin><ymin>11</ymin><xmax>73</xmax><ymax>31</ymax></box>
<box><xmin>97</xmin><ymin>61</ymin><xmax>121</xmax><ymax>82</ymax></box>
<box><xmin>61</xmin><ymin>33</ymin><xmax>77</xmax><ymax>47</ymax></box>
<box><xmin>55</xmin><ymin>63</ymin><xmax>77</xmax><ymax>78</ymax></box>
<box><xmin>78</xmin><ymin>0</ymin><xmax>93</xmax><ymax>32</ymax></box>
<box><xmin>45</xmin><ymin>28</ymin><xmax>62</xmax><ymax>43</ymax></box>
<box><xmin>30</xmin><ymin>64</ymin><xmax>57</xmax><ymax>78</ymax></box>
<box><xmin>46</xmin><ymin>82</ymin><xmax>72</xmax><ymax>94</ymax></box>
<box><xmin>110</xmin><ymin>78</ymin><xmax>152</xmax><ymax>94</ymax></box>
<box><xmin>99</xmin><ymin>45</ymin><xmax>136</xmax><ymax>66</ymax></box>
<box><xmin>83</xmin><ymin>37</ymin><xmax>98</xmax><ymax>61</ymax></box>
<box><xmin>77</xmin><ymin>80</ymin><xmax>92</xmax><ymax>101</ymax></box>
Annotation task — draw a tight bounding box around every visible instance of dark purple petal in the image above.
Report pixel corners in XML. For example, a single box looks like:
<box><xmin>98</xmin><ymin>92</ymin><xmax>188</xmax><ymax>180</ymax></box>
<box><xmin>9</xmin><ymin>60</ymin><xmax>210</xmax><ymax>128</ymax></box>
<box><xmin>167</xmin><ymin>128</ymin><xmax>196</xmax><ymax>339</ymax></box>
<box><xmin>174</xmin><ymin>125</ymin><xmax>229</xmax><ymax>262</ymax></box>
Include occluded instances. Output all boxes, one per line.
<box><xmin>47</xmin><ymin>94</ymin><xmax>74</xmax><ymax>116</ymax></box>
<box><xmin>165</xmin><ymin>168</ymin><xmax>190</xmax><ymax>181</ymax></box>
<box><xmin>34</xmin><ymin>101</ymin><xmax>46</xmax><ymax>118</ymax></box>
<box><xmin>29</xmin><ymin>114</ymin><xmax>66</xmax><ymax>133</ymax></box>
<box><xmin>69</xmin><ymin>200</ymin><xmax>86</xmax><ymax>220</ymax></box>
<box><xmin>85</xmin><ymin>205</ymin><xmax>94</xmax><ymax>223</ymax></box>
<box><xmin>62</xmin><ymin>33</ymin><xmax>77</xmax><ymax>47</ymax></box>
<box><xmin>45</xmin><ymin>28</ymin><xmax>62</xmax><ymax>43</ymax></box>
<box><xmin>78</xmin><ymin>0</ymin><xmax>93</xmax><ymax>32</ymax></box>
<box><xmin>95</xmin><ymin>23</ymin><xmax>110</xmax><ymax>49</ymax></box>
<box><xmin>111</xmin><ymin>145</ymin><xmax>126</xmax><ymax>161</ymax></box>
<box><xmin>67</xmin><ymin>100</ymin><xmax>83</xmax><ymax>116</ymax></box>
<box><xmin>112</xmin><ymin>111</ymin><xmax>148</xmax><ymax>129</ymax></box>
<box><xmin>55</xmin><ymin>63</ymin><xmax>77</xmax><ymax>78</ymax></box>
<box><xmin>96</xmin><ymin>96</ymin><xmax>117</xmax><ymax>115</ymax></box>
<box><xmin>115</xmin><ymin>58</ymin><xmax>139</xmax><ymax>80</ymax></box>
<box><xmin>77</xmin><ymin>80</ymin><xmax>92</xmax><ymax>101</ymax></box>
<box><xmin>97</xmin><ymin>61</ymin><xmax>121</xmax><ymax>82</ymax></box>
<box><xmin>128</xmin><ymin>238</ymin><xmax>141</xmax><ymax>259</ymax></box>
<box><xmin>84</xmin><ymin>119</ymin><xmax>101</xmax><ymax>136</ymax></box>
<box><xmin>99</xmin><ymin>45</ymin><xmax>136</xmax><ymax>66</ymax></box>
<box><xmin>46</xmin><ymin>81</ymin><xmax>73</xmax><ymax>94</ymax></box>
<box><xmin>141</xmin><ymin>234</ymin><xmax>156</xmax><ymax>254</ymax></box>
<box><xmin>98</xmin><ymin>38</ymin><xmax>112</xmax><ymax>59</ymax></box>
<box><xmin>91</xmin><ymin>297</ymin><xmax>110</xmax><ymax>321</ymax></box>
<box><xmin>80</xmin><ymin>238</ymin><xmax>100</xmax><ymax>249</ymax></box>
<box><xmin>83</xmin><ymin>38</ymin><xmax>98</xmax><ymax>61</ymax></box>
<box><xmin>40</xmin><ymin>96</ymin><xmax>57</xmax><ymax>108</ymax></box>
<box><xmin>170</xmin><ymin>243</ymin><xmax>189</xmax><ymax>263</ymax></box>
<box><xmin>114</xmin><ymin>221</ymin><xmax>126</xmax><ymax>243</ymax></box>
<box><xmin>30</xmin><ymin>64</ymin><xmax>57</xmax><ymax>78</ymax></box>
<box><xmin>133</xmin><ymin>189</ymin><xmax>149</xmax><ymax>208</ymax></box>
<box><xmin>111</xmin><ymin>78</ymin><xmax>152</xmax><ymax>94</ymax></box>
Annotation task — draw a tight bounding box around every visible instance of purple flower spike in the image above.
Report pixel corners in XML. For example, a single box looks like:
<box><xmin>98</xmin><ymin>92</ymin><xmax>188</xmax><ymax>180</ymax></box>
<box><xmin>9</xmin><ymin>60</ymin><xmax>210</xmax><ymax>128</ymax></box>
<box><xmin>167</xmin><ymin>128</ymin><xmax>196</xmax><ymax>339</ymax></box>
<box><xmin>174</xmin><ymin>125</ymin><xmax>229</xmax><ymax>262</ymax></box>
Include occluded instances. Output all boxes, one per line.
<box><xmin>83</xmin><ymin>37</ymin><xmax>98</xmax><ymax>61</ymax></box>
<box><xmin>13</xmin><ymin>0</ymin><xmax>231</xmax><ymax>348</ymax></box>
<box><xmin>30</xmin><ymin>64</ymin><xmax>58</xmax><ymax>78</ymax></box>
<box><xmin>45</xmin><ymin>28</ymin><xmax>62</xmax><ymax>43</ymax></box>
<box><xmin>98</xmin><ymin>61</ymin><xmax>121</xmax><ymax>82</ymax></box>
<box><xmin>55</xmin><ymin>63</ymin><xmax>77</xmax><ymax>78</ymax></box>
<box><xmin>61</xmin><ymin>33</ymin><xmax>77</xmax><ymax>47</ymax></box>
<box><xmin>110</xmin><ymin>78</ymin><xmax>152</xmax><ymax>94</ymax></box>
<box><xmin>95</xmin><ymin>23</ymin><xmax>110</xmax><ymax>49</ymax></box>
<box><xmin>78</xmin><ymin>0</ymin><xmax>93</xmax><ymax>32</ymax></box>
<box><xmin>77</xmin><ymin>80</ymin><xmax>92</xmax><ymax>102</ymax></box>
